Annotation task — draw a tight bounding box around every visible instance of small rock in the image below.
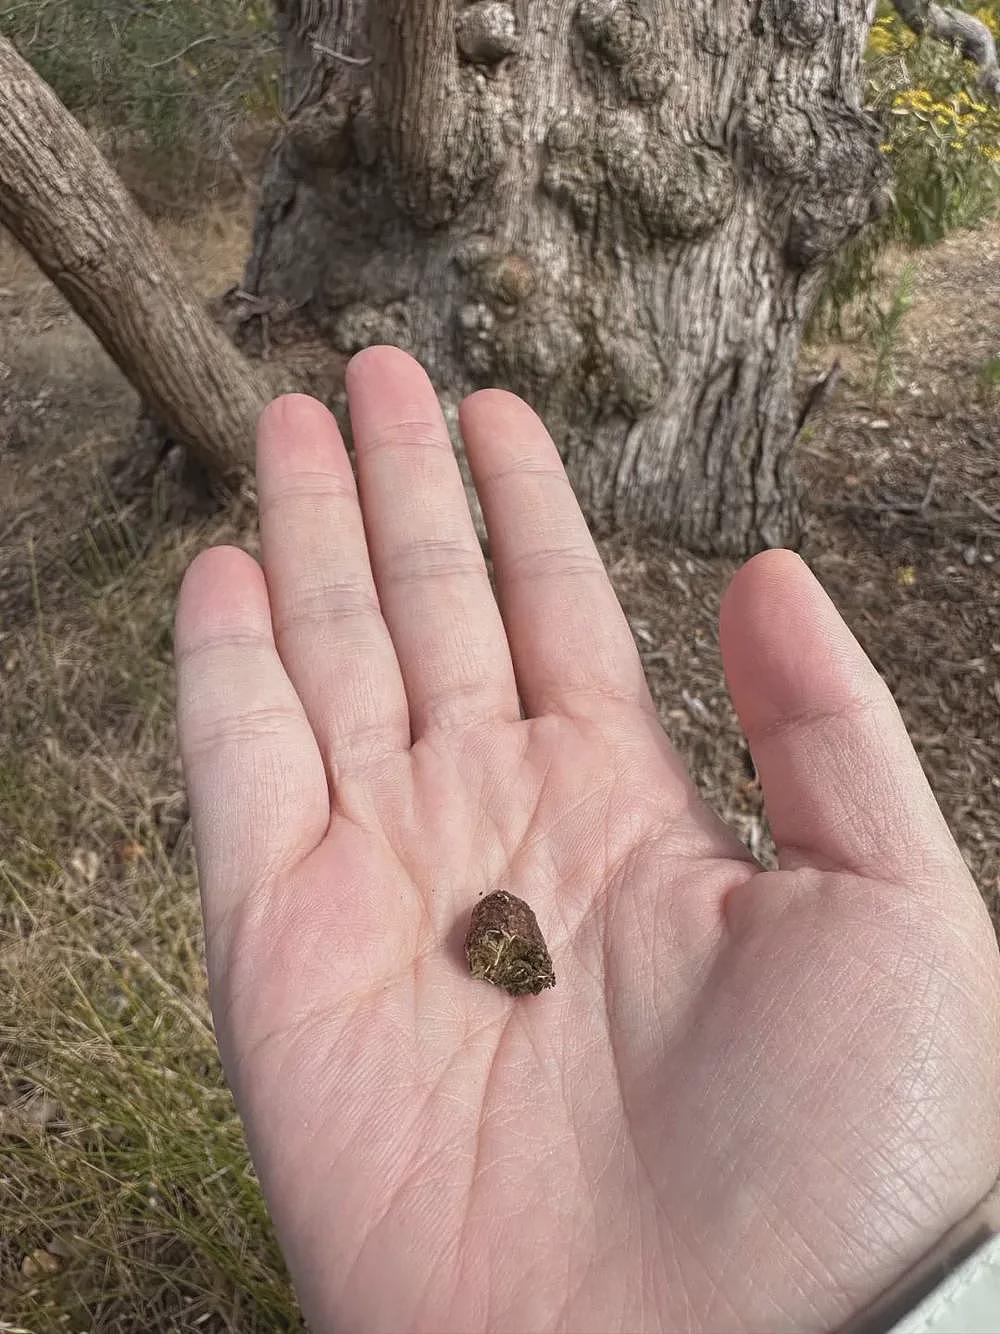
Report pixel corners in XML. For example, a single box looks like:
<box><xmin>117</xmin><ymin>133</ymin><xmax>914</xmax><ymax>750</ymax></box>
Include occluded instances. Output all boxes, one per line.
<box><xmin>681</xmin><ymin>689</ymin><xmax>712</xmax><ymax>725</ymax></box>
<box><xmin>113</xmin><ymin>839</ymin><xmax>146</xmax><ymax>865</ymax></box>
<box><xmin>69</xmin><ymin>849</ymin><xmax>99</xmax><ymax>884</ymax></box>
<box><xmin>21</xmin><ymin>1247</ymin><xmax>62</xmax><ymax>1278</ymax></box>
<box><xmin>23</xmin><ymin>1096</ymin><xmax>60</xmax><ymax>1128</ymax></box>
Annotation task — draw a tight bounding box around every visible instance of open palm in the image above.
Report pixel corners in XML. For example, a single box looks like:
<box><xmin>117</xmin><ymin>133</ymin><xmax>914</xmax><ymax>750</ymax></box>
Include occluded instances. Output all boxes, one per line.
<box><xmin>176</xmin><ymin>348</ymin><xmax>1000</xmax><ymax>1334</ymax></box>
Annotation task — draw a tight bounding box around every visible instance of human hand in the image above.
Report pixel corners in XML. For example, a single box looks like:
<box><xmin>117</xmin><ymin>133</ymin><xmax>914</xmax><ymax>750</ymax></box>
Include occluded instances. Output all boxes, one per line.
<box><xmin>175</xmin><ymin>347</ymin><xmax>1000</xmax><ymax>1333</ymax></box>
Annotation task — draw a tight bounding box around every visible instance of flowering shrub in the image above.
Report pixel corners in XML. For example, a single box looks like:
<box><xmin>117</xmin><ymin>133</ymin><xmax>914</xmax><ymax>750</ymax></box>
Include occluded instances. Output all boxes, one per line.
<box><xmin>867</xmin><ymin>7</ymin><xmax>1000</xmax><ymax>243</ymax></box>
<box><xmin>812</xmin><ymin>5</ymin><xmax>1000</xmax><ymax>333</ymax></box>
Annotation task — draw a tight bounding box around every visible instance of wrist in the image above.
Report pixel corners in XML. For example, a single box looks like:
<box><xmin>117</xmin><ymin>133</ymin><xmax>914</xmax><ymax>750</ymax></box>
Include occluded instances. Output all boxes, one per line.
<box><xmin>838</xmin><ymin>1179</ymin><xmax>1000</xmax><ymax>1334</ymax></box>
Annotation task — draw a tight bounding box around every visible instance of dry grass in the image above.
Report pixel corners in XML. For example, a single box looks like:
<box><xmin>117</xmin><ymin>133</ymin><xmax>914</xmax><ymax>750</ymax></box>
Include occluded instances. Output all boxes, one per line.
<box><xmin>157</xmin><ymin>203</ymin><xmax>258</xmax><ymax>301</ymax></box>
<box><xmin>0</xmin><ymin>211</ymin><xmax>299</xmax><ymax>1329</ymax></box>
<box><xmin>0</xmin><ymin>512</ymin><xmax>299</xmax><ymax>1332</ymax></box>
<box><xmin>1</xmin><ymin>207</ymin><xmax>998</xmax><ymax>1330</ymax></box>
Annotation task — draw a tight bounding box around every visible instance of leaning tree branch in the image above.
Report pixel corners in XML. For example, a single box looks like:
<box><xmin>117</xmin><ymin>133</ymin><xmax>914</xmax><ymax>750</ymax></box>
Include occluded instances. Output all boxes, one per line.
<box><xmin>891</xmin><ymin>0</ymin><xmax>1000</xmax><ymax>98</ymax></box>
<box><xmin>0</xmin><ymin>36</ymin><xmax>272</xmax><ymax>481</ymax></box>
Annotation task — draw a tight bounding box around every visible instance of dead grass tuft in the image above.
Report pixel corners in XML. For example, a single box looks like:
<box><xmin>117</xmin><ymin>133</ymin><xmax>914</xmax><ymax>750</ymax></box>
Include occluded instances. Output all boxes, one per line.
<box><xmin>0</xmin><ymin>513</ymin><xmax>299</xmax><ymax>1332</ymax></box>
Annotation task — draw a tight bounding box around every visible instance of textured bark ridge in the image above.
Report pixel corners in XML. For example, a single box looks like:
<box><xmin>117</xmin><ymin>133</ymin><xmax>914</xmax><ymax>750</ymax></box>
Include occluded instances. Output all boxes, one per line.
<box><xmin>0</xmin><ymin>38</ymin><xmax>270</xmax><ymax>482</ymax></box>
<box><xmin>249</xmin><ymin>0</ymin><xmax>886</xmax><ymax>553</ymax></box>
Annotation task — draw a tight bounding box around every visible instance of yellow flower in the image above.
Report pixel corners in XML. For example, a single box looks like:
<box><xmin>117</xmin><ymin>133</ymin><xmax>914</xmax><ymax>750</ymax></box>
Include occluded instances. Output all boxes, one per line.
<box><xmin>906</xmin><ymin>89</ymin><xmax>933</xmax><ymax>105</ymax></box>
<box><xmin>866</xmin><ymin>15</ymin><xmax>913</xmax><ymax>55</ymax></box>
<box><xmin>868</xmin><ymin>28</ymin><xmax>896</xmax><ymax>54</ymax></box>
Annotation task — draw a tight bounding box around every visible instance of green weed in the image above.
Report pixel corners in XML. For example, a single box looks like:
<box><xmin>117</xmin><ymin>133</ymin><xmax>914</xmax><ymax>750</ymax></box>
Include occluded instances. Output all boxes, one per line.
<box><xmin>867</xmin><ymin>261</ymin><xmax>916</xmax><ymax>401</ymax></box>
<box><xmin>978</xmin><ymin>355</ymin><xmax>1000</xmax><ymax>391</ymax></box>
<box><xmin>0</xmin><ymin>0</ymin><xmax>279</xmax><ymax>207</ymax></box>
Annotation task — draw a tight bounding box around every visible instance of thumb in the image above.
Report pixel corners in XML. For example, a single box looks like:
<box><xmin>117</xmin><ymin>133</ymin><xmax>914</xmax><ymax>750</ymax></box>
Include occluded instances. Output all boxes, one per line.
<box><xmin>719</xmin><ymin>550</ymin><xmax>964</xmax><ymax>887</ymax></box>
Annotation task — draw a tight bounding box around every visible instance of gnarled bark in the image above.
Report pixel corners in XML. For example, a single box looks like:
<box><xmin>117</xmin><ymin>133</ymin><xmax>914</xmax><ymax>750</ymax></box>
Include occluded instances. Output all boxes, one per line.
<box><xmin>0</xmin><ymin>37</ymin><xmax>269</xmax><ymax>482</ymax></box>
<box><xmin>248</xmin><ymin>0</ymin><xmax>887</xmax><ymax>554</ymax></box>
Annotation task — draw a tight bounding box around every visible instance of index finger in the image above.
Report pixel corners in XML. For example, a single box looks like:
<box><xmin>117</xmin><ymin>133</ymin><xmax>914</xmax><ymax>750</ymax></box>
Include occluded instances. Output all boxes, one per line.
<box><xmin>175</xmin><ymin>546</ymin><xmax>330</xmax><ymax>947</ymax></box>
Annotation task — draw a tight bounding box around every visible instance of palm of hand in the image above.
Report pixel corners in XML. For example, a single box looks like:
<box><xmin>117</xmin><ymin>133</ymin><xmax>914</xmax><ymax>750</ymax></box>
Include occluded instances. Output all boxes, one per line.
<box><xmin>177</xmin><ymin>350</ymin><xmax>1000</xmax><ymax>1334</ymax></box>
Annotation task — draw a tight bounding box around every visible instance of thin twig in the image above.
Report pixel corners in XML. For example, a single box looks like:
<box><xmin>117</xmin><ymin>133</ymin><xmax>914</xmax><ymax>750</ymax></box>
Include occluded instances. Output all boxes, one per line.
<box><xmin>821</xmin><ymin>498</ymin><xmax>1000</xmax><ymax>536</ymax></box>
<box><xmin>231</xmin><ymin>288</ymin><xmax>269</xmax><ymax>308</ymax></box>
<box><xmin>312</xmin><ymin>41</ymin><xmax>372</xmax><ymax>65</ymax></box>
<box><xmin>919</xmin><ymin>463</ymin><xmax>939</xmax><ymax>513</ymax></box>
<box><xmin>969</xmin><ymin>493</ymin><xmax>1000</xmax><ymax>524</ymax></box>
<box><xmin>143</xmin><ymin>33</ymin><xmax>219</xmax><ymax>70</ymax></box>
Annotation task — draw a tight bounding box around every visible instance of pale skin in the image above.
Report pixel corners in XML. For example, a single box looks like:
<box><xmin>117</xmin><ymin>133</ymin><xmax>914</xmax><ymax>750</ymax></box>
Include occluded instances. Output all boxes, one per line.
<box><xmin>175</xmin><ymin>347</ymin><xmax>1000</xmax><ymax>1334</ymax></box>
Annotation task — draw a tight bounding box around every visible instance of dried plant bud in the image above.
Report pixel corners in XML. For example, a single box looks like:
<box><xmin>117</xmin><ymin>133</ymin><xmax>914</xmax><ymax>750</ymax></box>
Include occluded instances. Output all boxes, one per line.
<box><xmin>465</xmin><ymin>891</ymin><xmax>556</xmax><ymax>996</ymax></box>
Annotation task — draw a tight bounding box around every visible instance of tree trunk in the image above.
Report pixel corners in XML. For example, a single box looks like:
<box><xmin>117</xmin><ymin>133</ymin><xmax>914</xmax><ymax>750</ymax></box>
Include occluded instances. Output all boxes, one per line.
<box><xmin>247</xmin><ymin>0</ymin><xmax>886</xmax><ymax>553</ymax></box>
<box><xmin>0</xmin><ymin>37</ymin><xmax>269</xmax><ymax>482</ymax></box>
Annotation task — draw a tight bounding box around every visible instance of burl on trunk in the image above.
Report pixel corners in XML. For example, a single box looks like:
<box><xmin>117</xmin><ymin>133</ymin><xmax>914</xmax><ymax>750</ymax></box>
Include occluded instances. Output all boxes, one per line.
<box><xmin>249</xmin><ymin>0</ymin><xmax>885</xmax><ymax>554</ymax></box>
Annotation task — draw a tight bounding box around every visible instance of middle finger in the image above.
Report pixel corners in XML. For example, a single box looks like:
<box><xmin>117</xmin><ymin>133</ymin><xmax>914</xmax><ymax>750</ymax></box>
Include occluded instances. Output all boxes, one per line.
<box><xmin>347</xmin><ymin>346</ymin><xmax>519</xmax><ymax>737</ymax></box>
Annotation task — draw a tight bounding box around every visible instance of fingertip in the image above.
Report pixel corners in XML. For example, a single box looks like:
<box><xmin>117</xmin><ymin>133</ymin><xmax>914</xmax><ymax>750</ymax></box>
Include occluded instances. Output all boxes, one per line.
<box><xmin>346</xmin><ymin>344</ymin><xmax>429</xmax><ymax>392</ymax></box>
<box><xmin>345</xmin><ymin>346</ymin><xmax>451</xmax><ymax>454</ymax></box>
<box><xmin>720</xmin><ymin>548</ymin><xmax>867</xmax><ymax>734</ymax></box>
<box><xmin>732</xmin><ymin>546</ymin><xmax>809</xmax><ymax>581</ymax></box>
<box><xmin>258</xmin><ymin>392</ymin><xmax>334</xmax><ymax>437</ymax></box>
<box><xmin>720</xmin><ymin>549</ymin><xmax>812</xmax><ymax>636</ymax></box>
<box><xmin>186</xmin><ymin>541</ymin><xmax>259</xmax><ymax>573</ymax></box>
<box><xmin>720</xmin><ymin>551</ymin><xmax>846</xmax><ymax>692</ymax></box>
<box><xmin>460</xmin><ymin>386</ymin><xmax>536</xmax><ymax>426</ymax></box>
<box><xmin>256</xmin><ymin>394</ymin><xmax>343</xmax><ymax>472</ymax></box>
<box><xmin>258</xmin><ymin>389</ymin><xmax>341</xmax><ymax>445</ymax></box>
<box><xmin>175</xmin><ymin>545</ymin><xmax>270</xmax><ymax>656</ymax></box>
<box><xmin>179</xmin><ymin>543</ymin><xmax>261</xmax><ymax>604</ymax></box>
<box><xmin>459</xmin><ymin>389</ymin><xmax>559</xmax><ymax>475</ymax></box>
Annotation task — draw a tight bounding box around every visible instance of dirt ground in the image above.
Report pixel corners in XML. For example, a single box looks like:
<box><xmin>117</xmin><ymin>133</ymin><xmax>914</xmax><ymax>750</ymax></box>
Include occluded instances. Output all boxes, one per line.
<box><xmin>4</xmin><ymin>208</ymin><xmax>995</xmax><ymax>903</ymax></box>
<box><xmin>1</xmin><ymin>208</ymin><xmax>998</xmax><ymax>1329</ymax></box>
